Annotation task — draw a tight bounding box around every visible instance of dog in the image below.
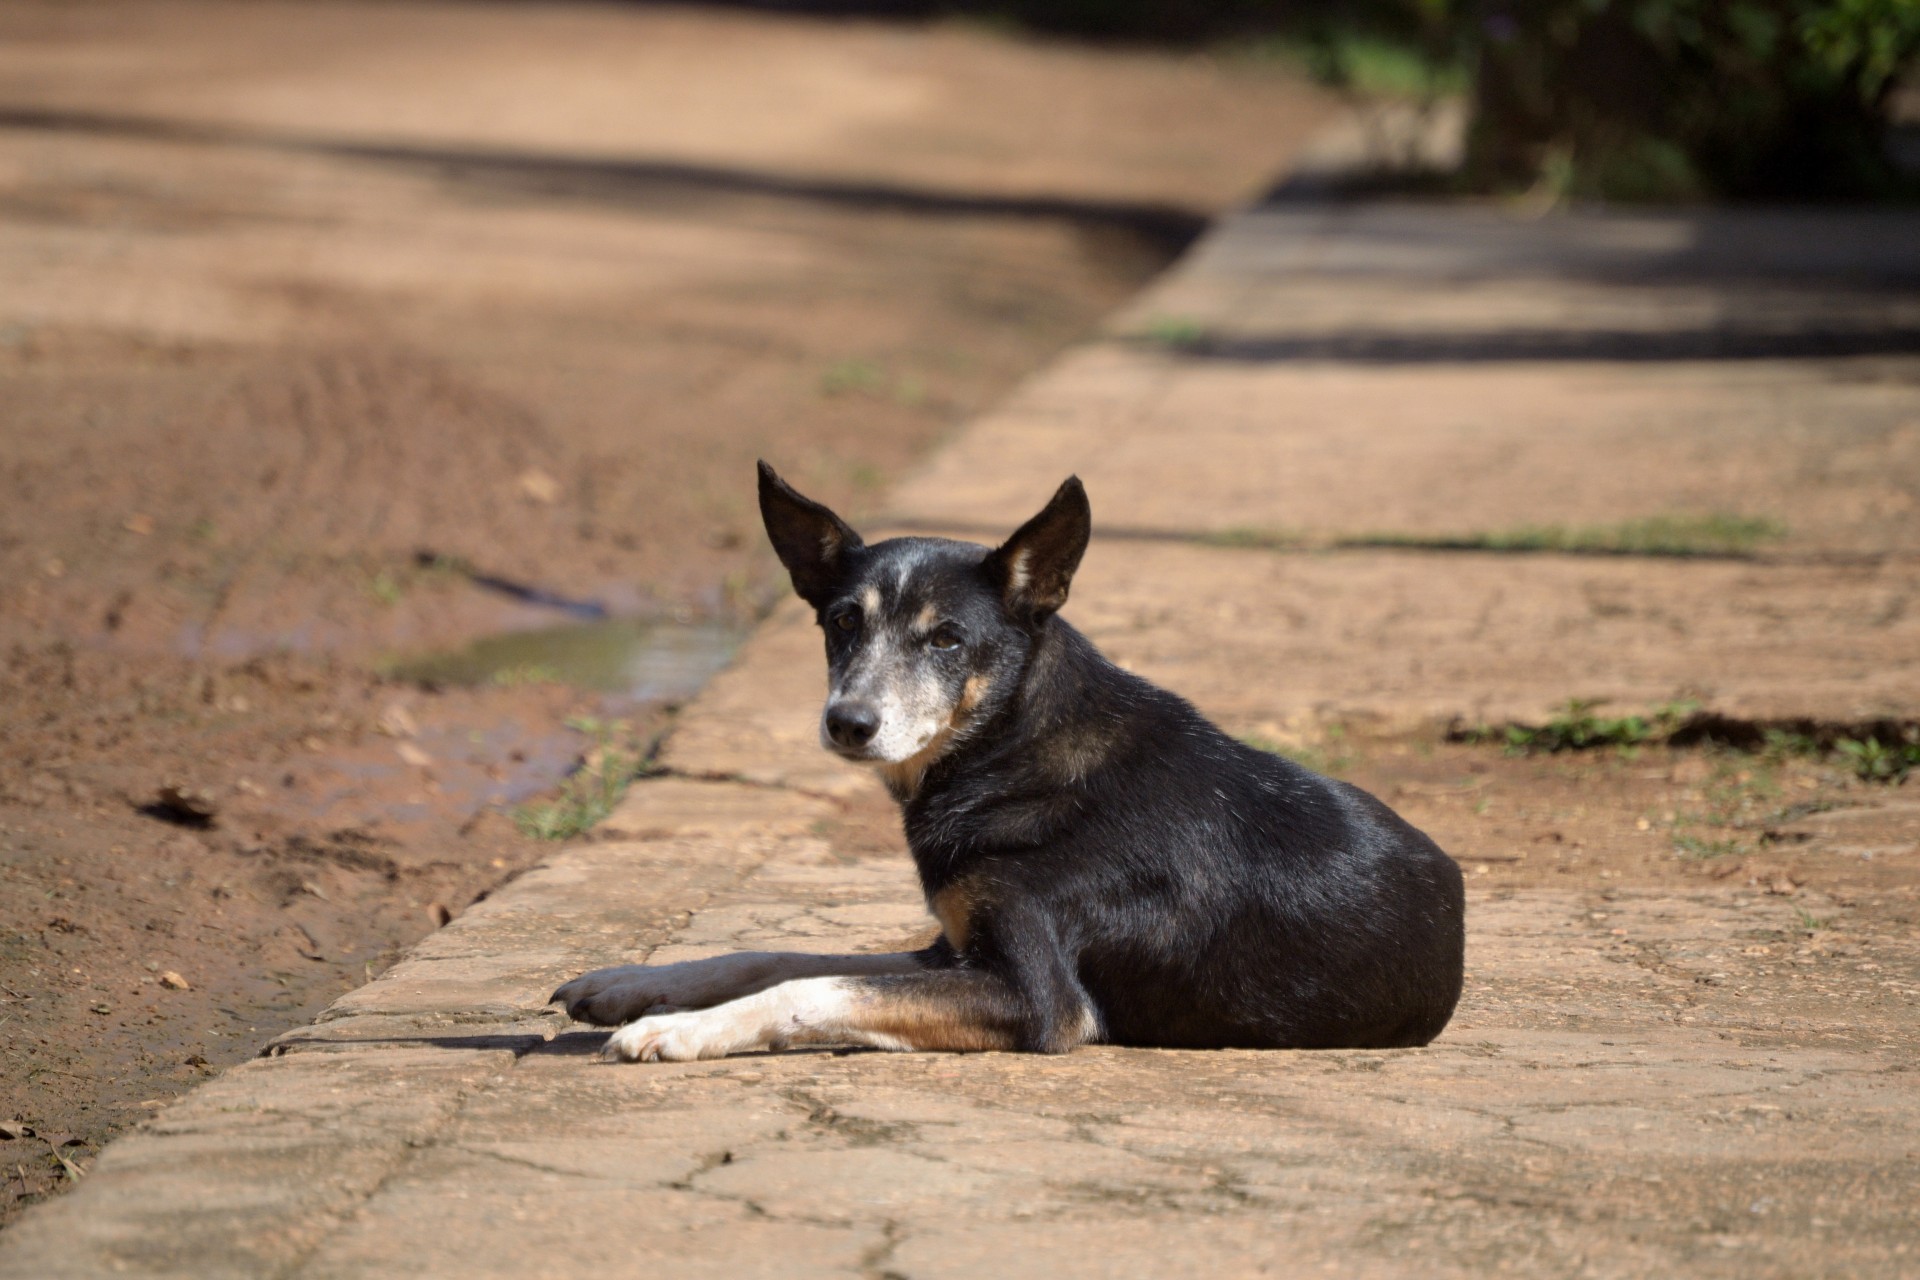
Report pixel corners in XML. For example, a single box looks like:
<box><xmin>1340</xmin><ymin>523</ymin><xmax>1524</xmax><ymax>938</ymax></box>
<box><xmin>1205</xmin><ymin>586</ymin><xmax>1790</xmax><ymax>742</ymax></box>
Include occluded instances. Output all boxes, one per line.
<box><xmin>552</xmin><ymin>462</ymin><xmax>1465</xmax><ymax>1062</ymax></box>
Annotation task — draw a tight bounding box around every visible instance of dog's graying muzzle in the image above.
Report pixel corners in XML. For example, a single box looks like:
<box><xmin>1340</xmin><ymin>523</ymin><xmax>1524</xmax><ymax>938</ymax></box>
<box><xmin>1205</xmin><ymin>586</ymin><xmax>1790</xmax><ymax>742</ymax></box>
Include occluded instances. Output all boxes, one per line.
<box><xmin>824</xmin><ymin>700</ymin><xmax>880</xmax><ymax>751</ymax></box>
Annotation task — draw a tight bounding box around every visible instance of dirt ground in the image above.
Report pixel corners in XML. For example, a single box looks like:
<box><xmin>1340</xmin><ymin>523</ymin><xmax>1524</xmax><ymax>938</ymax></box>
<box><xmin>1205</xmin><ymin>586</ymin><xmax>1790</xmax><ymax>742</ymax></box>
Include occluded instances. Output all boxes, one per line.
<box><xmin>0</xmin><ymin>0</ymin><xmax>1332</xmax><ymax>1222</ymax></box>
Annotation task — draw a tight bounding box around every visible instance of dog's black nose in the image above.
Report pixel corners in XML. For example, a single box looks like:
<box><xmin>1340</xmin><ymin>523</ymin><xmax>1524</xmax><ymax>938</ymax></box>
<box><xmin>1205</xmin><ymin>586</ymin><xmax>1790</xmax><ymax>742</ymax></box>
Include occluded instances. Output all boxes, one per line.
<box><xmin>825</xmin><ymin>702</ymin><xmax>880</xmax><ymax>751</ymax></box>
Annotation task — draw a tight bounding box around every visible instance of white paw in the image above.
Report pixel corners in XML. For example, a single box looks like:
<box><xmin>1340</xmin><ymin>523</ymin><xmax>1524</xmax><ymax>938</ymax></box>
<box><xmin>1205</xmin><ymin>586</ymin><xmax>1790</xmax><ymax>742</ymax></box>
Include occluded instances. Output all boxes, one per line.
<box><xmin>602</xmin><ymin>1008</ymin><xmax>740</xmax><ymax>1063</ymax></box>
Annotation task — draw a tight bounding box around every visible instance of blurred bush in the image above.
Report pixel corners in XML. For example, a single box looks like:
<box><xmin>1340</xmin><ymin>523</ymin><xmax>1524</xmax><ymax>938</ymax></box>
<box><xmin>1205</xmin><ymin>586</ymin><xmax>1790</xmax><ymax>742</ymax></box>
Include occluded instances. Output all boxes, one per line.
<box><xmin>896</xmin><ymin>0</ymin><xmax>1920</xmax><ymax>198</ymax></box>
<box><xmin>1465</xmin><ymin>1</ymin><xmax>1920</xmax><ymax>198</ymax></box>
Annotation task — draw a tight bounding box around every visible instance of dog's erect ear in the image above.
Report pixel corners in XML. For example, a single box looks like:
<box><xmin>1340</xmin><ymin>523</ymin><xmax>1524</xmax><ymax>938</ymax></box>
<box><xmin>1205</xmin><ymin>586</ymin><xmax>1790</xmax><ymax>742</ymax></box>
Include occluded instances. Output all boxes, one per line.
<box><xmin>758</xmin><ymin>461</ymin><xmax>863</xmax><ymax>607</ymax></box>
<box><xmin>983</xmin><ymin>476</ymin><xmax>1090</xmax><ymax>623</ymax></box>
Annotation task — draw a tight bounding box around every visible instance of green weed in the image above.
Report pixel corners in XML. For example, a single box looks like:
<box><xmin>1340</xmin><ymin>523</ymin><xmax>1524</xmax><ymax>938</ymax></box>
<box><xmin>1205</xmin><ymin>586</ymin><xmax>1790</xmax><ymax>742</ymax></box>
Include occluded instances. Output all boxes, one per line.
<box><xmin>1835</xmin><ymin>735</ymin><xmax>1920</xmax><ymax>783</ymax></box>
<box><xmin>1196</xmin><ymin>515</ymin><xmax>1783</xmax><ymax>559</ymax></box>
<box><xmin>1140</xmin><ymin>315</ymin><xmax>1208</xmax><ymax>350</ymax></box>
<box><xmin>1760</xmin><ymin>728</ymin><xmax>1822</xmax><ymax>763</ymax></box>
<box><xmin>1673</xmin><ymin>833</ymin><xmax>1743</xmax><ymax>859</ymax></box>
<box><xmin>1352</xmin><ymin>514</ymin><xmax>1785</xmax><ymax>558</ymax></box>
<box><xmin>1794</xmin><ymin>906</ymin><xmax>1833</xmax><ymax>933</ymax></box>
<box><xmin>488</xmin><ymin>663</ymin><xmax>563</xmax><ymax>688</ymax></box>
<box><xmin>366</xmin><ymin>569</ymin><xmax>404</xmax><ymax>606</ymax></box>
<box><xmin>819</xmin><ymin>358</ymin><xmax>888</xmax><ymax>397</ymax></box>
<box><xmin>515</xmin><ymin>719</ymin><xmax>655</xmax><ymax>841</ymax></box>
<box><xmin>1492</xmin><ymin>699</ymin><xmax>1700</xmax><ymax>755</ymax></box>
<box><xmin>1228</xmin><ymin>32</ymin><xmax>1467</xmax><ymax>100</ymax></box>
<box><xmin>1198</xmin><ymin>526</ymin><xmax>1304</xmax><ymax>551</ymax></box>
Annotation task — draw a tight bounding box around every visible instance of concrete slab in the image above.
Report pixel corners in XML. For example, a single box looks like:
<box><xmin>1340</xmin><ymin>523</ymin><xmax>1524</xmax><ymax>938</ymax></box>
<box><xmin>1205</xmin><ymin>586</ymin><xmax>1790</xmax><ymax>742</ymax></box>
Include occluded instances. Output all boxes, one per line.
<box><xmin>891</xmin><ymin>205</ymin><xmax>1920</xmax><ymax>555</ymax></box>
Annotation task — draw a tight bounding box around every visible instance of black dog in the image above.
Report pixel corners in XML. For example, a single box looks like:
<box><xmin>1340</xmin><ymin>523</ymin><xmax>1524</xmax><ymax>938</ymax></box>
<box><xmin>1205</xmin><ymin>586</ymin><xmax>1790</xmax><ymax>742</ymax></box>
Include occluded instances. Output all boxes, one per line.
<box><xmin>553</xmin><ymin>463</ymin><xmax>1464</xmax><ymax>1061</ymax></box>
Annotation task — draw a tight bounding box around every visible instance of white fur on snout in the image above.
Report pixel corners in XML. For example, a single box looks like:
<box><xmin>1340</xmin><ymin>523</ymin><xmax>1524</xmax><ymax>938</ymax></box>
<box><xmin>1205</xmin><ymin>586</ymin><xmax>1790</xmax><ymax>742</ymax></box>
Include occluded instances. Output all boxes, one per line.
<box><xmin>602</xmin><ymin>977</ymin><xmax>908</xmax><ymax>1062</ymax></box>
<box><xmin>824</xmin><ymin>628</ymin><xmax>952</xmax><ymax>763</ymax></box>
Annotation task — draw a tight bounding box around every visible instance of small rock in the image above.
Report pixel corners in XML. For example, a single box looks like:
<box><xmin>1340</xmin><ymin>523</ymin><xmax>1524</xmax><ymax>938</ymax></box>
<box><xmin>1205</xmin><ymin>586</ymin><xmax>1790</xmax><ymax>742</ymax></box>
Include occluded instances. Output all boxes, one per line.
<box><xmin>158</xmin><ymin>970</ymin><xmax>190</xmax><ymax>991</ymax></box>
<box><xmin>518</xmin><ymin>467</ymin><xmax>561</xmax><ymax>504</ymax></box>
<box><xmin>90</xmin><ymin>1002</ymin><xmax>112</xmax><ymax>1016</ymax></box>
<box><xmin>428</xmin><ymin>903</ymin><xmax>453</xmax><ymax>927</ymax></box>
<box><xmin>123</xmin><ymin>513</ymin><xmax>155</xmax><ymax>536</ymax></box>
<box><xmin>1766</xmin><ymin>875</ymin><xmax>1801</xmax><ymax>896</ymax></box>
<box><xmin>154</xmin><ymin>782</ymin><xmax>219</xmax><ymax>824</ymax></box>
<box><xmin>375</xmin><ymin>703</ymin><xmax>419</xmax><ymax>739</ymax></box>
<box><xmin>395</xmin><ymin>742</ymin><xmax>434</xmax><ymax>769</ymax></box>
<box><xmin>0</xmin><ymin>1119</ymin><xmax>33</xmax><ymax>1140</ymax></box>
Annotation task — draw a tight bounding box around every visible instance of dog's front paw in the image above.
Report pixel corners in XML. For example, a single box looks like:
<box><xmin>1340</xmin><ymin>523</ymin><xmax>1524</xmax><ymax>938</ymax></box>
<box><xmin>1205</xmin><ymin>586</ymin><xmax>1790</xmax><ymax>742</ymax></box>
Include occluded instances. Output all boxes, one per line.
<box><xmin>551</xmin><ymin>966</ymin><xmax>675</xmax><ymax>1027</ymax></box>
<box><xmin>602</xmin><ymin>1009</ymin><xmax>740</xmax><ymax>1063</ymax></box>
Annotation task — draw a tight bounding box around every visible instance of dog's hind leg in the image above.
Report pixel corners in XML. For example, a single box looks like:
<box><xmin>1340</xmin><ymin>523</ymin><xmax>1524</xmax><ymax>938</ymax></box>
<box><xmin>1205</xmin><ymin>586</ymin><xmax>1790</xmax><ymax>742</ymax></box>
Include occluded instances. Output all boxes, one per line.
<box><xmin>602</xmin><ymin>968</ymin><xmax>1097</xmax><ymax>1062</ymax></box>
<box><xmin>553</xmin><ymin>949</ymin><xmax>939</xmax><ymax>1026</ymax></box>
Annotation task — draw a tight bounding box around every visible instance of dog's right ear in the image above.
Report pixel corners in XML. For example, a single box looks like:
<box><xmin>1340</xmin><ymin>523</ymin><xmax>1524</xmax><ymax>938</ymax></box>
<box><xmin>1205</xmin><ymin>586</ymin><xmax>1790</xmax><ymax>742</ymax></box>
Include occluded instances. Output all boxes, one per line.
<box><xmin>983</xmin><ymin>475</ymin><xmax>1090</xmax><ymax>625</ymax></box>
<box><xmin>757</xmin><ymin>461</ymin><xmax>863</xmax><ymax>608</ymax></box>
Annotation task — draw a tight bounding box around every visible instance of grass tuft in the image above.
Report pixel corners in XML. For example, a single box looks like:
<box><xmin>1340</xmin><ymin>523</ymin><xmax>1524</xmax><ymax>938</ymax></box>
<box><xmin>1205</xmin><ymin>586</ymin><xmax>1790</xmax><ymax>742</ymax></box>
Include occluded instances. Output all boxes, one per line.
<box><xmin>1834</xmin><ymin>735</ymin><xmax>1920</xmax><ymax>783</ymax></box>
<box><xmin>488</xmin><ymin>663</ymin><xmax>563</xmax><ymax>688</ymax></box>
<box><xmin>1350</xmin><ymin>514</ymin><xmax>1786</xmax><ymax>558</ymax></box>
<box><xmin>1673</xmin><ymin>833</ymin><xmax>1743</xmax><ymax>860</ymax></box>
<box><xmin>1475</xmin><ymin>699</ymin><xmax>1701</xmax><ymax>755</ymax></box>
<box><xmin>515</xmin><ymin>717</ymin><xmax>657</xmax><ymax>841</ymax></box>
<box><xmin>1199</xmin><ymin>526</ymin><xmax>1306</xmax><ymax>551</ymax></box>
<box><xmin>1139</xmin><ymin>315</ymin><xmax>1209</xmax><ymax>350</ymax></box>
<box><xmin>1194</xmin><ymin>514</ymin><xmax>1784</xmax><ymax>559</ymax></box>
<box><xmin>1227</xmin><ymin>32</ymin><xmax>1467</xmax><ymax>100</ymax></box>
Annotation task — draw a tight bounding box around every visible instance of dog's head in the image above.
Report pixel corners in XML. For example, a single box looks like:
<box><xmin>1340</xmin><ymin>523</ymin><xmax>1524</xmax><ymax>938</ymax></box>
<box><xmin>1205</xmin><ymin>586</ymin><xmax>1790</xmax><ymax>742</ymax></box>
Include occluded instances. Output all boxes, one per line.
<box><xmin>757</xmin><ymin>461</ymin><xmax>1089</xmax><ymax>779</ymax></box>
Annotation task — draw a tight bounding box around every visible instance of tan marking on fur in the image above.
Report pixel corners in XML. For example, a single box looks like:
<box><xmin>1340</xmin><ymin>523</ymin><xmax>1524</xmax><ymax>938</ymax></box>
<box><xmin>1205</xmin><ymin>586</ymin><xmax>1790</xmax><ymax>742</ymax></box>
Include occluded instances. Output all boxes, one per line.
<box><xmin>877</xmin><ymin>725</ymin><xmax>952</xmax><ymax>800</ymax></box>
<box><xmin>928</xmin><ymin>879</ymin><xmax>981</xmax><ymax>953</ymax></box>
<box><xmin>859</xmin><ymin>585</ymin><xmax>882</xmax><ymax>613</ymax></box>
<box><xmin>854</xmin><ymin>993</ymin><xmax>1020</xmax><ymax>1053</ymax></box>
<box><xmin>913</xmin><ymin>603</ymin><xmax>938</xmax><ymax>632</ymax></box>
<box><xmin>954</xmin><ymin>674</ymin><xmax>991</xmax><ymax>719</ymax></box>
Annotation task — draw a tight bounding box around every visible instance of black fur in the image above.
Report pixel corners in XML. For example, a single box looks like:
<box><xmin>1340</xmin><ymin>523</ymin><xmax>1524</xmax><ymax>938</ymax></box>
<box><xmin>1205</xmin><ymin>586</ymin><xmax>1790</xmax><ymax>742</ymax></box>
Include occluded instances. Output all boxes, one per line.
<box><xmin>758</xmin><ymin>463</ymin><xmax>1466</xmax><ymax>1052</ymax></box>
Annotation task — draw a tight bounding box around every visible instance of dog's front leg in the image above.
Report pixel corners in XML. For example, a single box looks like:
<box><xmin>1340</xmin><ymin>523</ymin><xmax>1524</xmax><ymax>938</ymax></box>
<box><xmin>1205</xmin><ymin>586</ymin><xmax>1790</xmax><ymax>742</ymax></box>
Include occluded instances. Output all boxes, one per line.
<box><xmin>553</xmin><ymin>949</ymin><xmax>940</xmax><ymax>1026</ymax></box>
<box><xmin>602</xmin><ymin>965</ymin><xmax>1096</xmax><ymax>1062</ymax></box>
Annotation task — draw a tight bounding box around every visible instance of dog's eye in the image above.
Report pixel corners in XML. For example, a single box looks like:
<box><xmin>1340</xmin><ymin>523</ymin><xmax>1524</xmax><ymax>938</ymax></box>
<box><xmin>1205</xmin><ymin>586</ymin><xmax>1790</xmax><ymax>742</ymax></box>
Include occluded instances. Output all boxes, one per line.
<box><xmin>928</xmin><ymin>629</ymin><xmax>962</xmax><ymax>652</ymax></box>
<box><xmin>834</xmin><ymin>611</ymin><xmax>859</xmax><ymax>632</ymax></box>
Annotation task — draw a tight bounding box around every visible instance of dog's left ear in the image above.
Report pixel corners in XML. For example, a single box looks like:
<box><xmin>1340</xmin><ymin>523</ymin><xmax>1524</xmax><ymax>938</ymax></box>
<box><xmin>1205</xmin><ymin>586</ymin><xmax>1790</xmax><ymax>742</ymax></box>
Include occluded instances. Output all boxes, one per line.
<box><xmin>983</xmin><ymin>476</ymin><xmax>1090</xmax><ymax>623</ymax></box>
<box><xmin>758</xmin><ymin>461</ymin><xmax>863</xmax><ymax>608</ymax></box>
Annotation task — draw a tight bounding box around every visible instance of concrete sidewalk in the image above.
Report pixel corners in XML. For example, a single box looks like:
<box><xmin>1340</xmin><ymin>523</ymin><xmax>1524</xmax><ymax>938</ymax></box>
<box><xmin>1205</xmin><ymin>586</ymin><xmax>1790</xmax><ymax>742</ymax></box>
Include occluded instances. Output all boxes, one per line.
<box><xmin>7</xmin><ymin>202</ymin><xmax>1920</xmax><ymax>1277</ymax></box>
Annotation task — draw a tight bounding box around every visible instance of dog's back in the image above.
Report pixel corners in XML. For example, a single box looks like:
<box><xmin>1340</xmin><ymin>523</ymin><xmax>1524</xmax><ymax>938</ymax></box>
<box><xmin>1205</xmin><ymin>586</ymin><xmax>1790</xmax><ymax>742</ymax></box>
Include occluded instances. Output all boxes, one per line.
<box><xmin>905</xmin><ymin>617</ymin><xmax>1465</xmax><ymax>1051</ymax></box>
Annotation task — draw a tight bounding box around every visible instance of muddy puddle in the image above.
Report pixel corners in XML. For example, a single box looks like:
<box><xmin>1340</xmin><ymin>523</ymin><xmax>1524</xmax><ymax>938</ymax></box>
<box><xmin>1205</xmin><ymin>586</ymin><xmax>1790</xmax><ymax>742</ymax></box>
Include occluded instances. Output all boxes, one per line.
<box><xmin>386</xmin><ymin>617</ymin><xmax>746</xmax><ymax>702</ymax></box>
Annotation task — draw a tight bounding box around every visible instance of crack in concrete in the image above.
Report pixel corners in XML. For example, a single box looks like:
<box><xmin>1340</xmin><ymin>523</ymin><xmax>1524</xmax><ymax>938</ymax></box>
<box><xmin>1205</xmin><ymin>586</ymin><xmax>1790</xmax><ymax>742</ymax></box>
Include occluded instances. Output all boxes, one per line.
<box><xmin>449</xmin><ymin>1142</ymin><xmax>609</xmax><ymax>1183</ymax></box>
<box><xmin>276</xmin><ymin>1067</ymin><xmax>506</xmax><ymax>1280</ymax></box>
